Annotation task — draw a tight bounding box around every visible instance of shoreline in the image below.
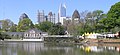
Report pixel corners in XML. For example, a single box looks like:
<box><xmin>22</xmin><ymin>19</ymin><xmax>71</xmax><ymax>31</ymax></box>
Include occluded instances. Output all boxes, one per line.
<box><xmin>2</xmin><ymin>39</ymin><xmax>120</xmax><ymax>43</ymax></box>
<box><xmin>84</xmin><ymin>39</ymin><xmax>120</xmax><ymax>43</ymax></box>
<box><xmin>3</xmin><ymin>39</ymin><xmax>44</xmax><ymax>42</ymax></box>
<box><xmin>1</xmin><ymin>39</ymin><xmax>120</xmax><ymax>47</ymax></box>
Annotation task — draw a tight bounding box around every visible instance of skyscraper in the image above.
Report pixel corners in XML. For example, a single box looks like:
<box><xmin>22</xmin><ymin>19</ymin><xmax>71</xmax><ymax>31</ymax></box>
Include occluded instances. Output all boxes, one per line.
<box><xmin>0</xmin><ymin>20</ymin><xmax>2</xmax><ymax>29</ymax></box>
<box><xmin>19</xmin><ymin>13</ymin><xmax>29</xmax><ymax>21</ymax></box>
<box><xmin>47</xmin><ymin>12</ymin><xmax>55</xmax><ymax>23</ymax></box>
<box><xmin>72</xmin><ymin>10</ymin><xmax>80</xmax><ymax>24</ymax></box>
<box><xmin>58</xmin><ymin>3</ymin><xmax>66</xmax><ymax>25</ymax></box>
<box><xmin>37</xmin><ymin>10</ymin><xmax>45</xmax><ymax>23</ymax></box>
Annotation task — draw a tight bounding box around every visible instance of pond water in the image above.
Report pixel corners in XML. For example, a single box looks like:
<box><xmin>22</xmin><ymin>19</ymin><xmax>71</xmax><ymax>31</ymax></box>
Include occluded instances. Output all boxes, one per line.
<box><xmin>0</xmin><ymin>42</ymin><xmax>120</xmax><ymax>55</ymax></box>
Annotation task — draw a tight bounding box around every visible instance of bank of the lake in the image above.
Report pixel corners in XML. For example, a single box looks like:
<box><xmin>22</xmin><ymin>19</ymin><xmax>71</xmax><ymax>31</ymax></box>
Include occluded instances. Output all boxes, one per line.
<box><xmin>3</xmin><ymin>38</ymin><xmax>120</xmax><ymax>44</ymax></box>
<box><xmin>84</xmin><ymin>39</ymin><xmax>120</xmax><ymax>43</ymax></box>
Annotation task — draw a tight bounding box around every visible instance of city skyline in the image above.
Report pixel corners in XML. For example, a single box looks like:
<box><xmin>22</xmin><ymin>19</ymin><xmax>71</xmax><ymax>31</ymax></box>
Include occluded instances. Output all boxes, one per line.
<box><xmin>0</xmin><ymin>0</ymin><xmax>119</xmax><ymax>24</ymax></box>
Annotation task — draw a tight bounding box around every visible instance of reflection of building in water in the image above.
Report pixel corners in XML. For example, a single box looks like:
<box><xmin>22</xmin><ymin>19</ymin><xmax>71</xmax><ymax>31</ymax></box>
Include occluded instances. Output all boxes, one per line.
<box><xmin>23</xmin><ymin>43</ymin><xmax>44</xmax><ymax>54</ymax></box>
<box><xmin>23</xmin><ymin>43</ymin><xmax>73</xmax><ymax>54</ymax></box>
<box><xmin>80</xmin><ymin>45</ymin><xmax>120</xmax><ymax>53</ymax></box>
<box><xmin>1</xmin><ymin>42</ymin><xmax>120</xmax><ymax>55</ymax></box>
<box><xmin>116</xmin><ymin>47</ymin><xmax>120</xmax><ymax>52</ymax></box>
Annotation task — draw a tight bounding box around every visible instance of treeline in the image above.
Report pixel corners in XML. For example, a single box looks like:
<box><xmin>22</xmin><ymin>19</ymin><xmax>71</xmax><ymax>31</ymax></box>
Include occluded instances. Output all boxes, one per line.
<box><xmin>66</xmin><ymin>2</ymin><xmax>120</xmax><ymax>35</ymax></box>
<box><xmin>1</xmin><ymin>2</ymin><xmax>120</xmax><ymax>35</ymax></box>
<box><xmin>0</xmin><ymin>18</ymin><xmax>66</xmax><ymax>35</ymax></box>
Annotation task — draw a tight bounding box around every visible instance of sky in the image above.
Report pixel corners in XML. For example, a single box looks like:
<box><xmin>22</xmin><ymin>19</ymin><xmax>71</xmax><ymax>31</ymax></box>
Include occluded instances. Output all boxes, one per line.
<box><xmin>0</xmin><ymin>0</ymin><xmax>120</xmax><ymax>24</ymax></box>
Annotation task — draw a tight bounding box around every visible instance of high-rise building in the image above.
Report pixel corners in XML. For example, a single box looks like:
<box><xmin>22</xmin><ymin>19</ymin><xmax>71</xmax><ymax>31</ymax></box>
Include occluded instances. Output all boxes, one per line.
<box><xmin>19</xmin><ymin>13</ymin><xmax>29</xmax><ymax>21</ymax></box>
<box><xmin>37</xmin><ymin>10</ymin><xmax>45</xmax><ymax>23</ymax></box>
<box><xmin>58</xmin><ymin>3</ymin><xmax>66</xmax><ymax>17</ymax></box>
<box><xmin>58</xmin><ymin>3</ymin><xmax>66</xmax><ymax>24</ymax></box>
<box><xmin>47</xmin><ymin>12</ymin><xmax>55</xmax><ymax>23</ymax></box>
<box><xmin>0</xmin><ymin>20</ymin><xmax>2</xmax><ymax>29</ymax></box>
<box><xmin>72</xmin><ymin>10</ymin><xmax>80</xmax><ymax>24</ymax></box>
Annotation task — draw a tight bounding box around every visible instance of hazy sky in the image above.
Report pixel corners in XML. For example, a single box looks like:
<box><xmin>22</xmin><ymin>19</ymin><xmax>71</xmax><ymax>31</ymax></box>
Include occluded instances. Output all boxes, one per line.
<box><xmin>0</xmin><ymin>0</ymin><xmax>119</xmax><ymax>24</ymax></box>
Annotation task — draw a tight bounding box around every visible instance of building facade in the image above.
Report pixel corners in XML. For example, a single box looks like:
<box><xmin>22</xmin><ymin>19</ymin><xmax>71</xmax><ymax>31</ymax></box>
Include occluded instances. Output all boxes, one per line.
<box><xmin>19</xmin><ymin>13</ymin><xmax>29</xmax><ymax>21</ymax></box>
<box><xmin>47</xmin><ymin>12</ymin><xmax>55</xmax><ymax>23</ymax></box>
<box><xmin>5</xmin><ymin>28</ymin><xmax>48</xmax><ymax>40</ymax></box>
<box><xmin>37</xmin><ymin>10</ymin><xmax>45</xmax><ymax>23</ymax></box>
<box><xmin>0</xmin><ymin>20</ymin><xmax>2</xmax><ymax>29</ymax></box>
<box><xmin>58</xmin><ymin>3</ymin><xmax>66</xmax><ymax>25</ymax></box>
<box><xmin>24</xmin><ymin>28</ymin><xmax>48</xmax><ymax>39</ymax></box>
<box><xmin>72</xmin><ymin>10</ymin><xmax>80</xmax><ymax>24</ymax></box>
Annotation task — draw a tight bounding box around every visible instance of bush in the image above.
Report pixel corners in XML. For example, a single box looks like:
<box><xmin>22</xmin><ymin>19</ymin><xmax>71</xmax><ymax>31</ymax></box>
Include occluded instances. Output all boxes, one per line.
<box><xmin>0</xmin><ymin>32</ymin><xmax>11</xmax><ymax>40</ymax></box>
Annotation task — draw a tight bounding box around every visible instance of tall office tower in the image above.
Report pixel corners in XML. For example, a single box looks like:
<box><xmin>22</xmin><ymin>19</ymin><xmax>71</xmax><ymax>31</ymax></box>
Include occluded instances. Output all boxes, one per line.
<box><xmin>47</xmin><ymin>12</ymin><xmax>55</xmax><ymax>23</ymax></box>
<box><xmin>37</xmin><ymin>10</ymin><xmax>45</xmax><ymax>23</ymax></box>
<box><xmin>19</xmin><ymin>13</ymin><xmax>29</xmax><ymax>21</ymax></box>
<box><xmin>0</xmin><ymin>20</ymin><xmax>2</xmax><ymax>29</ymax></box>
<box><xmin>72</xmin><ymin>10</ymin><xmax>80</xmax><ymax>24</ymax></box>
<box><xmin>53</xmin><ymin>13</ymin><xmax>55</xmax><ymax>23</ymax></box>
<box><xmin>58</xmin><ymin>3</ymin><xmax>66</xmax><ymax>24</ymax></box>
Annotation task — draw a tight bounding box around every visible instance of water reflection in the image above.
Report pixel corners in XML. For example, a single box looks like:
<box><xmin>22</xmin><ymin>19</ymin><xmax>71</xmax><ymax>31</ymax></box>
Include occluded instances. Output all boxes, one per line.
<box><xmin>0</xmin><ymin>42</ymin><xmax>120</xmax><ymax>55</ymax></box>
<box><xmin>80</xmin><ymin>44</ymin><xmax>120</xmax><ymax>53</ymax></box>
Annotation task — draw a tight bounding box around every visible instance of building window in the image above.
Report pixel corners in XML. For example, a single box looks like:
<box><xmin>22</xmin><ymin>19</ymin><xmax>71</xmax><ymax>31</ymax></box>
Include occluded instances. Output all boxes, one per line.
<box><xmin>26</xmin><ymin>34</ymin><xmax>28</xmax><ymax>37</ymax></box>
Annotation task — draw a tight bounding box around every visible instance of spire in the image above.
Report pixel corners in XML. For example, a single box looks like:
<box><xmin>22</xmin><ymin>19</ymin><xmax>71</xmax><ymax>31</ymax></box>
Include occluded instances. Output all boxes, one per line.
<box><xmin>63</xmin><ymin>3</ymin><xmax>66</xmax><ymax>9</ymax></box>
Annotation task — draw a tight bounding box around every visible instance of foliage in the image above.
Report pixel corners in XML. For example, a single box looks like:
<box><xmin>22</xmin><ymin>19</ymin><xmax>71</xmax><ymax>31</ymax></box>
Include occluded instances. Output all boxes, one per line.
<box><xmin>98</xmin><ymin>2</ymin><xmax>120</xmax><ymax>33</ymax></box>
<box><xmin>35</xmin><ymin>21</ymin><xmax>65</xmax><ymax>35</ymax></box>
<box><xmin>107</xmin><ymin>2</ymin><xmax>120</xmax><ymax>19</ymax></box>
<box><xmin>10</xmin><ymin>24</ymin><xmax>17</xmax><ymax>32</ymax></box>
<box><xmin>111</xmin><ymin>27</ymin><xmax>120</xmax><ymax>33</ymax></box>
<box><xmin>1</xmin><ymin>19</ymin><xmax>14</xmax><ymax>32</ymax></box>
<box><xmin>48</xmin><ymin>23</ymin><xmax>65</xmax><ymax>35</ymax></box>
<box><xmin>0</xmin><ymin>32</ymin><xmax>11</xmax><ymax>40</ymax></box>
<box><xmin>17</xmin><ymin>18</ymin><xmax>34</xmax><ymax>32</ymax></box>
<box><xmin>66</xmin><ymin>10</ymin><xmax>105</xmax><ymax>35</ymax></box>
<box><xmin>36</xmin><ymin>21</ymin><xmax>54</xmax><ymax>32</ymax></box>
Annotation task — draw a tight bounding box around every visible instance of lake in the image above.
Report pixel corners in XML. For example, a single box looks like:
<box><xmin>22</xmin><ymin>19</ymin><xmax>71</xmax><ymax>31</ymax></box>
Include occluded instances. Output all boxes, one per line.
<box><xmin>0</xmin><ymin>42</ymin><xmax>120</xmax><ymax>55</ymax></box>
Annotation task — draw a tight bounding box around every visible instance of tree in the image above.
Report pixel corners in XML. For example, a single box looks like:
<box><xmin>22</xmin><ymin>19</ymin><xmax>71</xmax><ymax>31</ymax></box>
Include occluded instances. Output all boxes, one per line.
<box><xmin>107</xmin><ymin>2</ymin><xmax>120</xmax><ymax>27</ymax></box>
<box><xmin>93</xmin><ymin>10</ymin><xmax>103</xmax><ymax>18</ymax></box>
<box><xmin>0</xmin><ymin>32</ymin><xmax>11</xmax><ymax>40</ymax></box>
<box><xmin>80</xmin><ymin>10</ymin><xmax>104</xmax><ymax>33</ymax></box>
<box><xmin>48</xmin><ymin>23</ymin><xmax>65</xmax><ymax>35</ymax></box>
<box><xmin>17</xmin><ymin>18</ymin><xmax>34</xmax><ymax>32</ymax></box>
<box><xmin>10</xmin><ymin>24</ymin><xmax>17</xmax><ymax>32</ymax></box>
<box><xmin>98</xmin><ymin>2</ymin><xmax>120</xmax><ymax>32</ymax></box>
<box><xmin>36</xmin><ymin>21</ymin><xmax>54</xmax><ymax>32</ymax></box>
<box><xmin>99</xmin><ymin>18</ymin><xmax>116</xmax><ymax>32</ymax></box>
<box><xmin>2</xmin><ymin>19</ymin><xmax>14</xmax><ymax>32</ymax></box>
<box><xmin>107</xmin><ymin>2</ymin><xmax>120</xmax><ymax>19</ymax></box>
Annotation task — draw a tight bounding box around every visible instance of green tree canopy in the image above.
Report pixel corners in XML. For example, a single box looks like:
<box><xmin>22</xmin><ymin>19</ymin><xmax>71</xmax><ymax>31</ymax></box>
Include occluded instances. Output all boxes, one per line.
<box><xmin>0</xmin><ymin>32</ymin><xmax>11</xmax><ymax>40</ymax></box>
<box><xmin>17</xmin><ymin>18</ymin><xmax>34</xmax><ymax>32</ymax></box>
<box><xmin>1</xmin><ymin>19</ymin><xmax>14</xmax><ymax>32</ymax></box>
<box><xmin>98</xmin><ymin>2</ymin><xmax>120</xmax><ymax>32</ymax></box>
<box><xmin>35</xmin><ymin>22</ymin><xmax>65</xmax><ymax>35</ymax></box>
<box><xmin>36</xmin><ymin>21</ymin><xmax>54</xmax><ymax>32</ymax></box>
<box><xmin>48</xmin><ymin>23</ymin><xmax>65</xmax><ymax>35</ymax></box>
<box><xmin>107</xmin><ymin>2</ymin><xmax>120</xmax><ymax>19</ymax></box>
<box><xmin>107</xmin><ymin>2</ymin><xmax>120</xmax><ymax>27</ymax></box>
<box><xmin>10</xmin><ymin>24</ymin><xmax>17</xmax><ymax>32</ymax></box>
